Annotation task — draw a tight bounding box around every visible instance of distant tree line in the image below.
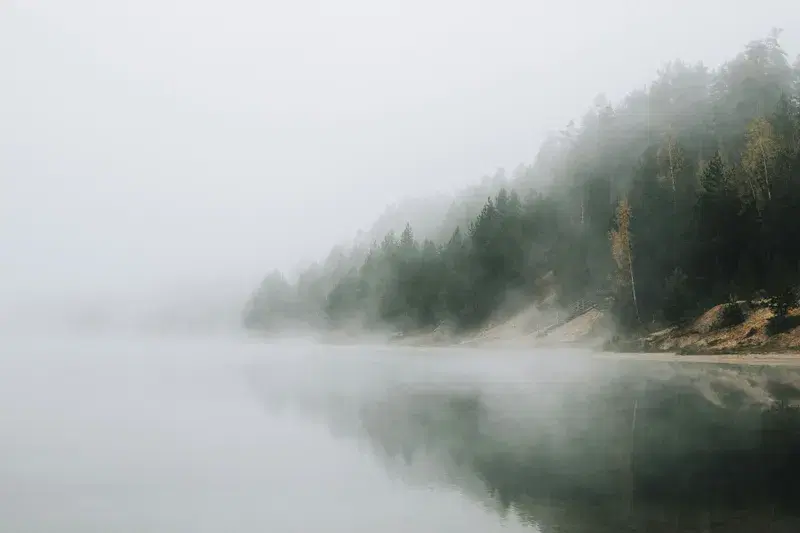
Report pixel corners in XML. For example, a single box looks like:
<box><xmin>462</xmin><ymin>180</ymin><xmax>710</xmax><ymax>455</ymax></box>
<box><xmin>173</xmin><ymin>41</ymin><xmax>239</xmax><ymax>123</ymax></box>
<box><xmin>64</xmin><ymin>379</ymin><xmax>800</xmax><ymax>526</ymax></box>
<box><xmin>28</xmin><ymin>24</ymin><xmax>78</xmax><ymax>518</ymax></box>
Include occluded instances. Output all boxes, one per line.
<box><xmin>244</xmin><ymin>31</ymin><xmax>800</xmax><ymax>335</ymax></box>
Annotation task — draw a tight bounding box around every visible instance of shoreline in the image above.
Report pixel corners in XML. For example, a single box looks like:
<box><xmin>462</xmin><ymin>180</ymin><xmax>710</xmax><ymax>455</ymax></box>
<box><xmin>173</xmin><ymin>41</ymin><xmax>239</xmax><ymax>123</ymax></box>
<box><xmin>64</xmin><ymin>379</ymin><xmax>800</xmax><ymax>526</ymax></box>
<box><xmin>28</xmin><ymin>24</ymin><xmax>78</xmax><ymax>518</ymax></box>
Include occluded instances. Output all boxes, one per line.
<box><xmin>381</xmin><ymin>330</ymin><xmax>800</xmax><ymax>366</ymax></box>
<box><xmin>382</xmin><ymin>299</ymin><xmax>800</xmax><ymax>363</ymax></box>
<box><xmin>247</xmin><ymin>300</ymin><xmax>800</xmax><ymax>366</ymax></box>
<box><xmin>248</xmin><ymin>330</ymin><xmax>800</xmax><ymax>367</ymax></box>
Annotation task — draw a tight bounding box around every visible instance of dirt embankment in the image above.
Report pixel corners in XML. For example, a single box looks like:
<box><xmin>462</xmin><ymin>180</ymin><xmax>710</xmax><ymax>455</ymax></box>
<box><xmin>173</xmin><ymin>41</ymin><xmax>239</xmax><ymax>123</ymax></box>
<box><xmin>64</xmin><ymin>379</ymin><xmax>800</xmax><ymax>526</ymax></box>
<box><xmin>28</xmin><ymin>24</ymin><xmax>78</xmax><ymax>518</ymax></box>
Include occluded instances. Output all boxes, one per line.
<box><xmin>389</xmin><ymin>297</ymin><xmax>800</xmax><ymax>364</ymax></box>
<box><xmin>390</xmin><ymin>302</ymin><xmax>614</xmax><ymax>349</ymax></box>
<box><xmin>613</xmin><ymin>301</ymin><xmax>800</xmax><ymax>356</ymax></box>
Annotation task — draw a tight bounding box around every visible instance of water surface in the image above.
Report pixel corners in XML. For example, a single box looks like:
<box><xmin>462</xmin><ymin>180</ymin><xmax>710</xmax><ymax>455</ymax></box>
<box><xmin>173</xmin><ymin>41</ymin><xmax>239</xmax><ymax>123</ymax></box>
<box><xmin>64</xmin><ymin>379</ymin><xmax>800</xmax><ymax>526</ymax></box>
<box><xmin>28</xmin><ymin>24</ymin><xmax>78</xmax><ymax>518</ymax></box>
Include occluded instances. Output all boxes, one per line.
<box><xmin>0</xmin><ymin>335</ymin><xmax>529</xmax><ymax>532</ymax></box>
<box><xmin>3</xmin><ymin>335</ymin><xmax>800</xmax><ymax>532</ymax></box>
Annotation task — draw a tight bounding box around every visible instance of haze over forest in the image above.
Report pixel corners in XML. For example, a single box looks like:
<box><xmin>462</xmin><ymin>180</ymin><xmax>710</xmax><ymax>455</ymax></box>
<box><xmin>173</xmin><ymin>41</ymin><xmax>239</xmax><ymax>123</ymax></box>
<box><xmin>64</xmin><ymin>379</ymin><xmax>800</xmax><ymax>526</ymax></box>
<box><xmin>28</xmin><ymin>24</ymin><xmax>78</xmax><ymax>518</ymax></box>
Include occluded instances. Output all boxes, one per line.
<box><xmin>2</xmin><ymin>1</ymin><xmax>799</xmax><ymax>332</ymax></box>
<box><xmin>8</xmin><ymin>6</ymin><xmax>800</xmax><ymax>532</ymax></box>
<box><xmin>245</xmin><ymin>30</ymin><xmax>800</xmax><ymax>338</ymax></box>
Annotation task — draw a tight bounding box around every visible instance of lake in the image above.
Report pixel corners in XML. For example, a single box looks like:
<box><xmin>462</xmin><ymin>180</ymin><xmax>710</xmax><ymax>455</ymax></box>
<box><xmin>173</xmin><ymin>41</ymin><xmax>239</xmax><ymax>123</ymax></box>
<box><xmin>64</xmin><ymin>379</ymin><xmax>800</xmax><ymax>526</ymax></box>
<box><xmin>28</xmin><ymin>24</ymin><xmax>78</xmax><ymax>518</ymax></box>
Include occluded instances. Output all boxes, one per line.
<box><xmin>2</xmin><ymin>334</ymin><xmax>800</xmax><ymax>532</ymax></box>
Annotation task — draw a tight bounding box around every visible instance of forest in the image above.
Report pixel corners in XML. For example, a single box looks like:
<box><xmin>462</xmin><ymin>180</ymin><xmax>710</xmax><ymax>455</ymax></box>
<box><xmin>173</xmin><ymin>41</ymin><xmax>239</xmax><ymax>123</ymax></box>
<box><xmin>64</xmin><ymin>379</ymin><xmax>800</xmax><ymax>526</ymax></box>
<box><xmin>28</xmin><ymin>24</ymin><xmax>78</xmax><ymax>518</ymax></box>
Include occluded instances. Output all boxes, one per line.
<box><xmin>244</xmin><ymin>31</ymin><xmax>800</xmax><ymax>337</ymax></box>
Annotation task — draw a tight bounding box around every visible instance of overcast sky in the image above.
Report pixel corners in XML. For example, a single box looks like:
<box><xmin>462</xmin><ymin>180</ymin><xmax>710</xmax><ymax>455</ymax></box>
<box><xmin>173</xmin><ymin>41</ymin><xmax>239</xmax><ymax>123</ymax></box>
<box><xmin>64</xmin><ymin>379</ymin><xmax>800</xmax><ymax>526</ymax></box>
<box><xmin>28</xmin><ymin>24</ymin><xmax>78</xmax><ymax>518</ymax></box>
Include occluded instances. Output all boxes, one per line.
<box><xmin>1</xmin><ymin>0</ymin><xmax>799</xmax><ymax>313</ymax></box>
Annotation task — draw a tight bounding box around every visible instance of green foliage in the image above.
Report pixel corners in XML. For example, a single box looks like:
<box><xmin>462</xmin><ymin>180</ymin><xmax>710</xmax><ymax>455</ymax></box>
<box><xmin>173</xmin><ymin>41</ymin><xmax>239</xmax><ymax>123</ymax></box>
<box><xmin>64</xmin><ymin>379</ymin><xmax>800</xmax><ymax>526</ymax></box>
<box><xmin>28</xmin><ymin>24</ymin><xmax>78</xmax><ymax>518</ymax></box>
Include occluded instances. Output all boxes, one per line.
<box><xmin>245</xmin><ymin>32</ymin><xmax>800</xmax><ymax>335</ymax></box>
<box><xmin>719</xmin><ymin>300</ymin><xmax>746</xmax><ymax>329</ymax></box>
<box><xmin>769</xmin><ymin>285</ymin><xmax>797</xmax><ymax>318</ymax></box>
<box><xmin>766</xmin><ymin>285</ymin><xmax>798</xmax><ymax>335</ymax></box>
<box><xmin>662</xmin><ymin>268</ymin><xmax>693</xmax><ymax>323</ymax></box>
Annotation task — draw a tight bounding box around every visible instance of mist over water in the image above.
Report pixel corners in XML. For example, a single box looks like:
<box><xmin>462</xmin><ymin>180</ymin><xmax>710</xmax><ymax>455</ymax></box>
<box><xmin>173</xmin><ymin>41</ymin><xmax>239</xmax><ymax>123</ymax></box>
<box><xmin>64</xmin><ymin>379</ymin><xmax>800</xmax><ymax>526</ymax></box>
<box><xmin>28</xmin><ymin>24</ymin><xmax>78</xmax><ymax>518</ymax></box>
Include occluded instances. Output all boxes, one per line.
<box><xmin>246</xmin><ymin>344</ymin><xmax>800</xmax><ymax>532</ymax></box>
<box><xmin>4</xmin><ymin>333</ymin><xmax>800</xmax><ymax>532</ymax></box>
<box><xmin>0</xmin><ymin>336</ymin><xmax>535</xmax><ymax>532</ymax></box>
<box><xmin>4</xmin><ymin>2</ymin><xmax>800</xmax><ymax>530</ymax></box>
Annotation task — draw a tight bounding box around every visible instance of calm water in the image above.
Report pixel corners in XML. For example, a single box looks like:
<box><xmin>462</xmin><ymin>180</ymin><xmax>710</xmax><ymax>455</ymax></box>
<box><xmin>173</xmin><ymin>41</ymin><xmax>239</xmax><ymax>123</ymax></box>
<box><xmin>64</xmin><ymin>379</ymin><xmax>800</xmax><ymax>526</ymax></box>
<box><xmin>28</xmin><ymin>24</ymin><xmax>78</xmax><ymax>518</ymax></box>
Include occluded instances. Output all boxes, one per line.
<box><xmin>0</xmin><ymin>335</ymin><xmax>532</xmax><ymax>533</ymax></box>
<box><xmin>3</xmin><ymin>335</ymin><xmax>800</xmax><ymax>532</ymax></box>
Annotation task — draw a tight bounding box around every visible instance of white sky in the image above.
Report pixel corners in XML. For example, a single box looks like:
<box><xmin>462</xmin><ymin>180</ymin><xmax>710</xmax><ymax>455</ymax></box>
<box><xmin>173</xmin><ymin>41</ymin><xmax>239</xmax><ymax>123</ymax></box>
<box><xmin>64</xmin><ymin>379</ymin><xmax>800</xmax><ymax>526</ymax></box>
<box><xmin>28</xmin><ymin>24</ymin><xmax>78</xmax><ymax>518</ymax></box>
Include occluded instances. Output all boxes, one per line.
<box><xmin>1</xmin><ymin>0</ymin><xmax>798</xmax><ymax>312</ymax></box>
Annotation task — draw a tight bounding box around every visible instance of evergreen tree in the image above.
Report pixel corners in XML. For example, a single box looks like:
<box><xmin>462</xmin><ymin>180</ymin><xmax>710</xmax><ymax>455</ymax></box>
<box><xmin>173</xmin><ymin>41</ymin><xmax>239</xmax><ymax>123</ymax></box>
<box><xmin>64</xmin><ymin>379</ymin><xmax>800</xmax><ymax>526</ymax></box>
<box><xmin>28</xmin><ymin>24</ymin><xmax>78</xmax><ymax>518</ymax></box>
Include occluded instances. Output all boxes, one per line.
<box><xmin>245</xmin><ymin>32</ymin><xmax>800</xmax><ymax>337</ymax></box>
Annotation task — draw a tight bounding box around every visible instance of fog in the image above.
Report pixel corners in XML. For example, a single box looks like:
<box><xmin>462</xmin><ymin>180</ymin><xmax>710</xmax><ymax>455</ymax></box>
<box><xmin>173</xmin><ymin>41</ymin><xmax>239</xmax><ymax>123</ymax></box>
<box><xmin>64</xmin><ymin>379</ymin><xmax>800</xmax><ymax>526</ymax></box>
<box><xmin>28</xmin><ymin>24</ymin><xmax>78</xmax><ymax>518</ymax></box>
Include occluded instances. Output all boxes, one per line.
<box><xmin>6</xmin><ymin>6</ymin><xmax>800</xmax><ymax>532</ymax></box>
<box><xmin>3</xmin><ymin>1</ymin><xmax>800</xmax><ymax>328</ymax></box>
<box><xmin>245</xmin><ymin>345</ymin><xmax>800</xmax><ymax>531</ymax></box>
<box><xmin>0</xmin><ymin>336</ymin><xmax>541</xmax><ymax>532</ymax></box>
<box><xmin>5</xmin><ymin>336</ymin><xmax>800</xmax><ymax>531</ymax></box>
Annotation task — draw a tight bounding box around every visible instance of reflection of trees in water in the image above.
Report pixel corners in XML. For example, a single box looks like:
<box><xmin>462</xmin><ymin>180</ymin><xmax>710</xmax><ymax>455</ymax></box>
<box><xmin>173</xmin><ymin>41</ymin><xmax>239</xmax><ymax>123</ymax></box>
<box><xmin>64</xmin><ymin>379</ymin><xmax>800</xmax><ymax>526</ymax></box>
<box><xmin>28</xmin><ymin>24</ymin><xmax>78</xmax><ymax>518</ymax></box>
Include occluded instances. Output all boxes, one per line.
<box><xmin>355</xmin><ymin>365</ymin><xmax>800</xmax><ymax>532</ymax></box>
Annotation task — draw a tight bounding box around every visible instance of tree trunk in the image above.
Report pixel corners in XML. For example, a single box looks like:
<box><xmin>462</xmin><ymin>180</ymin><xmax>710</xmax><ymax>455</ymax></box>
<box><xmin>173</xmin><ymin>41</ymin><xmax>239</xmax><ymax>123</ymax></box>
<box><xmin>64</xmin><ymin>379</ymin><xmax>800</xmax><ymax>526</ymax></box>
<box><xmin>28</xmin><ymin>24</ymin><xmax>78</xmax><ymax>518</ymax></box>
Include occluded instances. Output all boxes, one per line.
<box><xmin>760</xmin><ymin>144</ymin><xmax>772</xmax><ymax>200</ymax></box>
<box><xmin>627</xmin><ymin>243</ymin><xmax>641</xmax><ymax>323</ymax></box>
<box><xmin>668</xmin><ymin>136</ymin><xmax>678</xmax><ymax>266</ymax></box>
<box><xmin>580</xmin><ymin>193</ymin><xmax>585</xmax><ymax>227</ymax></box>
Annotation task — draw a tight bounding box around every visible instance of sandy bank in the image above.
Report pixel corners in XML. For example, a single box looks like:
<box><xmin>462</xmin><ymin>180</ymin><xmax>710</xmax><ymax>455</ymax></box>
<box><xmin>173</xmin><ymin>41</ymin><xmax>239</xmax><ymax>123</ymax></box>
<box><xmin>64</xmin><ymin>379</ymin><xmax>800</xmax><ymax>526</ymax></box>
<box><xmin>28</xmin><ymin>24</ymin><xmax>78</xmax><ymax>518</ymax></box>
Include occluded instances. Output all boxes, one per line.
<box><xmin>385</xmin><ymin>300</ymin><xmax>800</xmax><ymax>365</ymax></box>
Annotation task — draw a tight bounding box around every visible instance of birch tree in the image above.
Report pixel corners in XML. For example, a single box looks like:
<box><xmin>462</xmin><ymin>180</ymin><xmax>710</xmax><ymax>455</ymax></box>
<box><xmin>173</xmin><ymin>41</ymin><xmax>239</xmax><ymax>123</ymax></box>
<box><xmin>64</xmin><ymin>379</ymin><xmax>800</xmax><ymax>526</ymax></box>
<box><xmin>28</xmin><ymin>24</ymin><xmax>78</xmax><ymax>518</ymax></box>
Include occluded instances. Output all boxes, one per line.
<box><xmin>610</xmin><ymin>197</ymin><xmax>640</xmax><ymax>323</ymax></box>
<box><xmin>742</xmin><ymin>116</ymin><xmax>779</xmax><ymax>201</ymax></box>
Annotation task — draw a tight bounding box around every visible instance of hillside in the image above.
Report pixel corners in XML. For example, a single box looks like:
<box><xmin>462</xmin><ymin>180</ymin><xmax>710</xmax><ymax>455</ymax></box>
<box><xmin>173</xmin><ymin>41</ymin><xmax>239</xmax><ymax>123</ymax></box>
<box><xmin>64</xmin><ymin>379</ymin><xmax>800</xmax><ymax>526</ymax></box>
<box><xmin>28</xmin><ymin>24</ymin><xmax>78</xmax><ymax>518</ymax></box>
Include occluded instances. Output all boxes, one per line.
<box><xmin>244</xmin><ymin>31</ymin><xmax>800</xmax><ymax>349</ymax></box>
<box><xmin>631</xmin><ymin>302</ymin><xmax>800</xmax><ymax>355</ymax></box>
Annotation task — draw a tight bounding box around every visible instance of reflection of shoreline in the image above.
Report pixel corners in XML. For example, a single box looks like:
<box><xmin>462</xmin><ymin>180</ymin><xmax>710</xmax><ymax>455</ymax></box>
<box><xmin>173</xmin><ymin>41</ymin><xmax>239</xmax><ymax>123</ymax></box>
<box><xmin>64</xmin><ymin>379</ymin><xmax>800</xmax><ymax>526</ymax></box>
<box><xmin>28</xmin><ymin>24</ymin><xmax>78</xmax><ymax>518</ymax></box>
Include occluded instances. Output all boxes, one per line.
<box><xmin>511</xmin><ymin>497</ymin><xmax>795</xmax><ymax>533</ymax></box>
<box><xmin>346</xmin><ymin>362</ymin><xmax>800</xmax><ymax>531</ymax></box>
